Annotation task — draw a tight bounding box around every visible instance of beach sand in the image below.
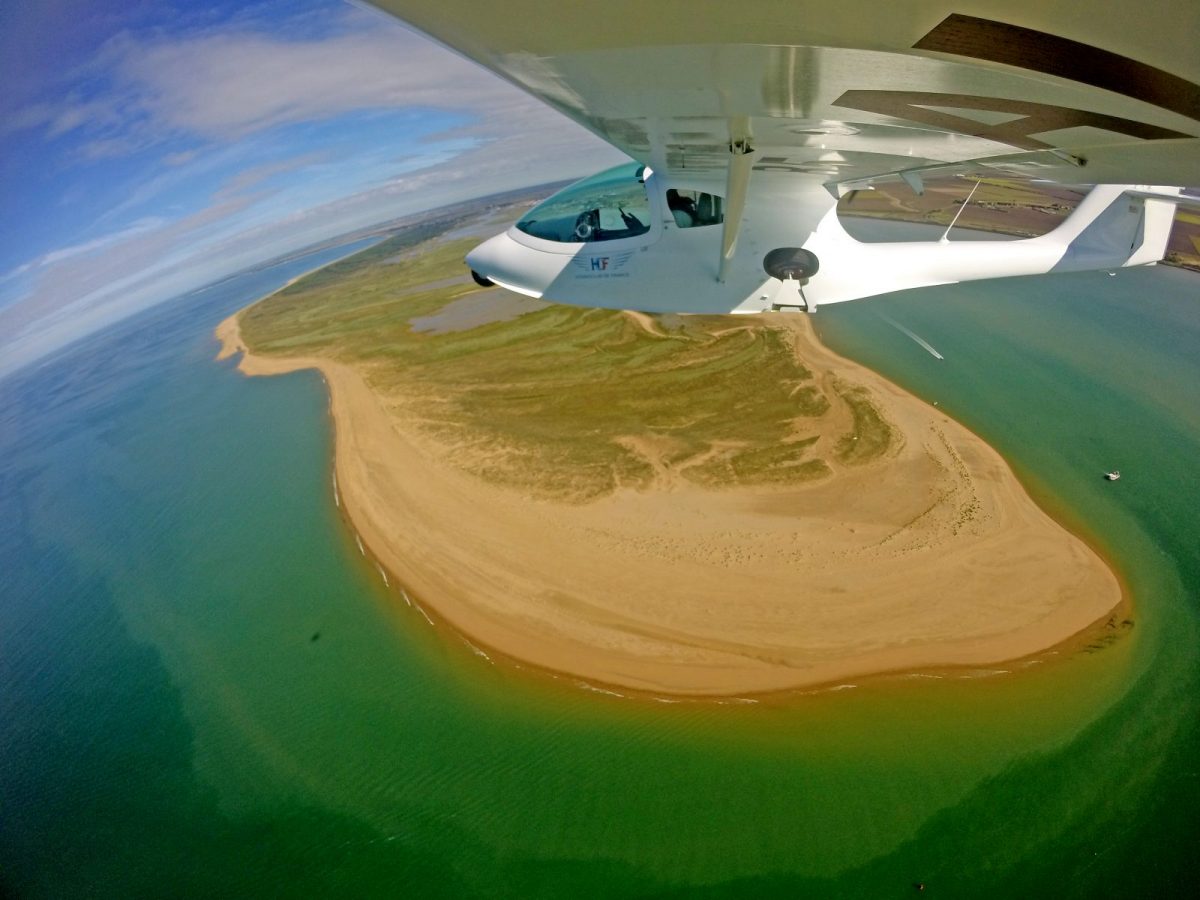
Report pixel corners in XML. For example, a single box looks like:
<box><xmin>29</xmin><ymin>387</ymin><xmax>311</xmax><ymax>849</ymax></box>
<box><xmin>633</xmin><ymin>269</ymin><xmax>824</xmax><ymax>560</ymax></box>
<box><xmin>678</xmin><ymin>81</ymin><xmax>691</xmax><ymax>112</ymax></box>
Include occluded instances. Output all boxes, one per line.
<box><xmin>216</xmin><ymin>310</ymin><xmax>1122</xmax><ymax>696</ymax></box>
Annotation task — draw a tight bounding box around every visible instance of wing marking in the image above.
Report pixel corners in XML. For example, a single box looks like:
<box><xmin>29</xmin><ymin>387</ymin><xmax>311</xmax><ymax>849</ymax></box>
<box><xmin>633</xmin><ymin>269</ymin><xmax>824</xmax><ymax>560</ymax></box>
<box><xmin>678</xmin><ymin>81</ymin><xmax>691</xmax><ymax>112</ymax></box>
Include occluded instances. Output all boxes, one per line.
<box><xmin>914</xmin><ymin>14</ymin><xmax>1200</xmax><ymax>121</ymax></box>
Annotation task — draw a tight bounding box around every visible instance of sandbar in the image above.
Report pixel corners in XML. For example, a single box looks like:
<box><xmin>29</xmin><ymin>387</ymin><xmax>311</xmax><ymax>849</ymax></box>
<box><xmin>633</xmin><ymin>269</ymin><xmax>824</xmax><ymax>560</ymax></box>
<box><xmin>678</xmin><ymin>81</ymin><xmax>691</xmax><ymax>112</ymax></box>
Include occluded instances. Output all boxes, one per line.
<box><xmin>216</xmin><ymin>308</ymin><xmax>1122</xmax><ymax>696</ymax></box>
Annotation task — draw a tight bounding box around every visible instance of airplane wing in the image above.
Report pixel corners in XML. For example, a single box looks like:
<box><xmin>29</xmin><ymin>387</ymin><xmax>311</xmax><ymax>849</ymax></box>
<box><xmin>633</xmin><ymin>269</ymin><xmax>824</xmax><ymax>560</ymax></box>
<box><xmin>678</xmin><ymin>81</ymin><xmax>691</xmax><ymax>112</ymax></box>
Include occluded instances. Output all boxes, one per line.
<box><xmin>365</xmin><ymin>1</ymin><xmax>1200</xmax><ymax>313</ymax></box>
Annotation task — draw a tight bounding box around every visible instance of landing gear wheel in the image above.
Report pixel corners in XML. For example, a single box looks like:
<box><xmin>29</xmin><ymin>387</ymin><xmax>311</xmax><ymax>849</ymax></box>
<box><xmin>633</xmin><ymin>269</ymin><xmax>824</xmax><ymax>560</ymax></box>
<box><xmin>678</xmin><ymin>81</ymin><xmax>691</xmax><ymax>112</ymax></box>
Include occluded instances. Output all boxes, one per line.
<box><xmin>763</xmin><ymin>247</ymin><xmax>820</xmax><ymax>280</ymax></box>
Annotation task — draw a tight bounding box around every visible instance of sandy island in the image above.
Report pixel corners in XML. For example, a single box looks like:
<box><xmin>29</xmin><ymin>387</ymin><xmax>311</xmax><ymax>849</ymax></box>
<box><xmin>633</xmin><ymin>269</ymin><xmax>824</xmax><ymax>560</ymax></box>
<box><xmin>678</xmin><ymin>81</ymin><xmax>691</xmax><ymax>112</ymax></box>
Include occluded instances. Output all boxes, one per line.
<box><xmin>216</xmin><ymin>309</ymin><xmax>1122</xmax><ymax>696</ymax></box>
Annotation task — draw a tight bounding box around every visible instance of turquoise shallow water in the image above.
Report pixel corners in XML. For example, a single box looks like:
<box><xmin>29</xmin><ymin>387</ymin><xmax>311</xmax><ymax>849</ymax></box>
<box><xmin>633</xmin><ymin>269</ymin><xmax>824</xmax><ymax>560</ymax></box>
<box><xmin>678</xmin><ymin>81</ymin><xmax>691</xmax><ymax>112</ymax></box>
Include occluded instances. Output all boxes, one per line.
<box><xmin>1</xmin><ymin>239</ymin><xmax>1197</xmax><ymax>897</ymax></box>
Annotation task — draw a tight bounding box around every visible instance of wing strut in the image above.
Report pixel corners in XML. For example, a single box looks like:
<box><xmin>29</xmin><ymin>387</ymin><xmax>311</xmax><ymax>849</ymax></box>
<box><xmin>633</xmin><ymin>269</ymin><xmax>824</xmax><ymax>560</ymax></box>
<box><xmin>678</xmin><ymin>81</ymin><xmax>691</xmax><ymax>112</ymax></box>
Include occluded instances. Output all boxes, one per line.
<box><xmin>717</xmin><ymin>125</ymin><xmax>758</xmax><ymax>282</ymax></box>
<box><xmin>940</xmin><ymin>179</ymin><xmax>981</xmax><ymax>242</ymax></box>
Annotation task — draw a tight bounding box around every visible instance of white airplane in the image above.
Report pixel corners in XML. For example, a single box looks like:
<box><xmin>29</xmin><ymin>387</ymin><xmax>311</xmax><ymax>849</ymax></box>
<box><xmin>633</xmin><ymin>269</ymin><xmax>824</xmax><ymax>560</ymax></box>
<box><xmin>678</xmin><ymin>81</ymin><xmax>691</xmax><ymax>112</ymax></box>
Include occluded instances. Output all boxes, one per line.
<box><xmin>366</xmin><ymin>1</ymin><xmax>1199</xmax><ymax>314</ymax></box>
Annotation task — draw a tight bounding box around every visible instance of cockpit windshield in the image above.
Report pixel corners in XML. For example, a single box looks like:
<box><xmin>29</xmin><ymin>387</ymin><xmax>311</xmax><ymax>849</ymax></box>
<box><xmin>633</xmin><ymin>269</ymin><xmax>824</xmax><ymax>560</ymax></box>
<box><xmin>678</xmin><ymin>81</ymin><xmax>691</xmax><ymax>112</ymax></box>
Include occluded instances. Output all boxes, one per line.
<box><xmin>516</xmin><ymin>163</ymin><xmax>652</xmax><ymax>243</ymax></box>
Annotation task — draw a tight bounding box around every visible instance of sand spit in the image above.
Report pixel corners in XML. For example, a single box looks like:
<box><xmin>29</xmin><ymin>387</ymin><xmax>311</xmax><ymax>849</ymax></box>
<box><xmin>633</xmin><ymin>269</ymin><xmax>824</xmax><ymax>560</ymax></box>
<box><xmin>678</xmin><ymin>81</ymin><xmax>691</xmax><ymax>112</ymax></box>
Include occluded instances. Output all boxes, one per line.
<box><xmin>215</xmin><ymin>312</ymin><xmax>1122</xmax><ymax>696</ymax></box>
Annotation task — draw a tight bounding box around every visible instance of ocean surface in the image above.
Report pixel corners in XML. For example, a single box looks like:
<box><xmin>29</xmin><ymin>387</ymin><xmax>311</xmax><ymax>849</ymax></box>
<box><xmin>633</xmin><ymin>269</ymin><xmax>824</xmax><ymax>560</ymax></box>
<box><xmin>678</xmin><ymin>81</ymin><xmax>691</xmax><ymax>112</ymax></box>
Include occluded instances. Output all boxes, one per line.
<box><xmin>1</xmin><ymin>234</ymin><xmax>1197</xmax><ymax>898</ymax></box>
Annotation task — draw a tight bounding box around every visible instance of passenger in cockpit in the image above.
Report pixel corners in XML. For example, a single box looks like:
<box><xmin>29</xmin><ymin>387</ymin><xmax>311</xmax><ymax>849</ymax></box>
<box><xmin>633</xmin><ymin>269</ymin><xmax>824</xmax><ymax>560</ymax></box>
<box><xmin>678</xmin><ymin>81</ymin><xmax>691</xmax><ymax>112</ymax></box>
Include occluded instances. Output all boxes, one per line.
<box><xmin>667</xmin><ymin>189</ymin><xmax>697</xmax><ymax>227</ymax></box>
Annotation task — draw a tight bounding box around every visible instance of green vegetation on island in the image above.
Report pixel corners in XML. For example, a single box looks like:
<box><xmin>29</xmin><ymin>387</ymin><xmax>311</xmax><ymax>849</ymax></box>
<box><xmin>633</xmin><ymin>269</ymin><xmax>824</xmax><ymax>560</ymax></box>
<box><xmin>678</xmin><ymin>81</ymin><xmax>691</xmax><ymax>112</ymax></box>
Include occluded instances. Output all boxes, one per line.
<box><xmin>834</xmin><ymin>383</ymin><xmax>893</xmax><ymax>464</ymax></box>
<box><xmin>240</xmin><ymin>223</ymin><xmax>893</xmax><ymax>500</ymax></box>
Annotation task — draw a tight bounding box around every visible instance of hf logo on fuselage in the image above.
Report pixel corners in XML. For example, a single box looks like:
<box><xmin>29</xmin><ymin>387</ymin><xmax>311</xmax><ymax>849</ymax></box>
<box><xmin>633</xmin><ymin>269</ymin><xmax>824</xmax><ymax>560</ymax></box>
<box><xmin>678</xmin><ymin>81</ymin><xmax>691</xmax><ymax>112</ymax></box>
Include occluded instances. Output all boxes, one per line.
<box><xmin>571</xmin><ymin>250</ymin><xmax>634</xmax><ymax>279</ymax></box>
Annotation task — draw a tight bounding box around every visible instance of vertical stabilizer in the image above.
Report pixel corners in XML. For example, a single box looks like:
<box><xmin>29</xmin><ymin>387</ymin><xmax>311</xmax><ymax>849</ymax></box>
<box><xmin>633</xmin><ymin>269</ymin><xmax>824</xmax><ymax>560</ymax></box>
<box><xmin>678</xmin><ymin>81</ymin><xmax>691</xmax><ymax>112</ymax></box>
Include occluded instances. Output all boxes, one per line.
<box><xmin>1050</xmin><ymin>185</ymin><xmax>1181</xmax><ymax>271</ymax></box>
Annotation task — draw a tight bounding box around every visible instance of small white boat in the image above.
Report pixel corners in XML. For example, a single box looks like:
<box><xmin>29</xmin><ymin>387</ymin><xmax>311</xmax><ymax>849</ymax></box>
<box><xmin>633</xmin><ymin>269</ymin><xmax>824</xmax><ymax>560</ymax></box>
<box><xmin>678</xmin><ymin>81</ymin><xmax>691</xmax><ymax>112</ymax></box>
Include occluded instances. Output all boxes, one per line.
<box><xmin>1105</xmin><ymin>470</ymin><xmax>1121</xmax><ymax>481</ymax></box>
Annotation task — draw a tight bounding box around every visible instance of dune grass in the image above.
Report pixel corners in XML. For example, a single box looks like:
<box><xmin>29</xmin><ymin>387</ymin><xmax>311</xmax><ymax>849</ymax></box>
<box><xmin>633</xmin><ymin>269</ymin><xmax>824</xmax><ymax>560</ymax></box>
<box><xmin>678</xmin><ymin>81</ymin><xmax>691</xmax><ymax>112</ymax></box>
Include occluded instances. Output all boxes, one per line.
<box><xmin>240</xmin><ymin>231</ymin><xmax>891</xmax><ymax>500</ymax></box>
<box><xmin>834</xmin><ymin>385</ymin><xmax>892</xmax><ymax>465</ymax></box>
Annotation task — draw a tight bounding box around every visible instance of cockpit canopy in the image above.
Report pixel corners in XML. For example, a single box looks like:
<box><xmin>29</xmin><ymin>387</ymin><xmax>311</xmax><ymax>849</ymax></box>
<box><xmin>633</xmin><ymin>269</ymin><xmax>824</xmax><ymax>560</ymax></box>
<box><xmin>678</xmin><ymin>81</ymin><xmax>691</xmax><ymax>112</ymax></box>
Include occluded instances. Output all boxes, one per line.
<box><xmin>513</xmin><ymin>162</ymin><xmax>727</xmax><ymax>248</ymax></box>
<box><xmin>516</xmin><ymin>163</ymin><xmax>652</xmax><ymax>243</ymax></box>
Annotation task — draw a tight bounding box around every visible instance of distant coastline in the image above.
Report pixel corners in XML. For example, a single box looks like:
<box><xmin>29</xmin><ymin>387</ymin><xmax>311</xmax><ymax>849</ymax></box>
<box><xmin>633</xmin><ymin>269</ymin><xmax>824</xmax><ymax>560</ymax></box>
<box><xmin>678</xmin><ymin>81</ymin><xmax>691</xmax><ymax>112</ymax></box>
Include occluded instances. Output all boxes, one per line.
<box><xmin>215</xmin><ymin>229</ymin><xmax>1125</xmax><ymax>696</ymax></box>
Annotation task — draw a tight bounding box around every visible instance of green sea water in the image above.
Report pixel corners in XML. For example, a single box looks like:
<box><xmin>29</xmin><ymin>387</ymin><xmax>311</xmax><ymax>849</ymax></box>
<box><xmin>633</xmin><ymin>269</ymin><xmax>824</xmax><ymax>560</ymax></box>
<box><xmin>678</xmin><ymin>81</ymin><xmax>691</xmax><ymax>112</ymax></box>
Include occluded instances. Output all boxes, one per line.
<box><xmin>1</xmin><ymin>239</ymin><xmax>1197</xmax><ymax>897</ymax></box>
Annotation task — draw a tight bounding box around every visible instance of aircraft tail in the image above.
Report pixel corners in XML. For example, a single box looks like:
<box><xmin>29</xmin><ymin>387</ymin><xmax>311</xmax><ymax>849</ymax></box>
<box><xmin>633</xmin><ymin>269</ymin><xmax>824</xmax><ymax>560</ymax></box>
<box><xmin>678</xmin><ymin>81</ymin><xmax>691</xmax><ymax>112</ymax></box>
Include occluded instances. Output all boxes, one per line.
<box><xmin>798</xmin><ymin>182</ymin><xmax>1187</xmax><ymax>308</ymax></box>
<box><xmin>1047</xmin><ymin>185</ymin><xmax>1182</xmax><ymax>272</ymax></box>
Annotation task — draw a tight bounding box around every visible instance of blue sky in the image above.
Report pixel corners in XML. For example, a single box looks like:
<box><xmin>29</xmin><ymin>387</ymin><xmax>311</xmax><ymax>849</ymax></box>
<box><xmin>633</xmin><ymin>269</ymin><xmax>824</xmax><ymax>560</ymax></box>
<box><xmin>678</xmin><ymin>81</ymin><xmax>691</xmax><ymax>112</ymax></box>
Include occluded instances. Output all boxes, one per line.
<box><xmin>0</xmin><ymin>0</ymin><xmax>624</xmax><ymax>376</ymax></box>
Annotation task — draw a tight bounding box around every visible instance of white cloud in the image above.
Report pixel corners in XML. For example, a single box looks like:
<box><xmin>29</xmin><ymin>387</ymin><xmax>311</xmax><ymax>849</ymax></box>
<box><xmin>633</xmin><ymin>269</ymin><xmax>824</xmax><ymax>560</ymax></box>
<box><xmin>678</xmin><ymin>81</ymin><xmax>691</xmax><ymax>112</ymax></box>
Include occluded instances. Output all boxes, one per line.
<box><xmin>18</xmin><ymin>10</ymin><xmax>542</xmax><ymax>156</ymax></box>
<box><xmin>0</xmin><ymin>4</ymin><xmax>630</xmax><ymax>379</ymax></box>
<box><xmin>37</xmin><ymin>216</ymin><xmax>168</xmax><ymax>266</ymax></box>
<box><xmin>163</xmin><ymin>149</ymin><xmax>199</xmax><ymax>166</ymax></box>
<box><xmin>120</xmin><ymin>27</ymin><xmax>490</xmax><ymax>139</ymax></box>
